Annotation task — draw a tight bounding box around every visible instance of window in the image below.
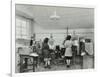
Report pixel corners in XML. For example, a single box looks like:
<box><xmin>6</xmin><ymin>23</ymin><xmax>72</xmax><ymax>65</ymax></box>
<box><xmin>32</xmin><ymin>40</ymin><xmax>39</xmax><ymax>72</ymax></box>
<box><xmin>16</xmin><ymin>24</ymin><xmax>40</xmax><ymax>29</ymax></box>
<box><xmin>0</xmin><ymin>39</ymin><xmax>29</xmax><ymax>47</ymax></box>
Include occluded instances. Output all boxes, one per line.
<box><xmin>16</xmin><ymin>16</ymin><xmax>31</xmax><ymax>39</ymax></box>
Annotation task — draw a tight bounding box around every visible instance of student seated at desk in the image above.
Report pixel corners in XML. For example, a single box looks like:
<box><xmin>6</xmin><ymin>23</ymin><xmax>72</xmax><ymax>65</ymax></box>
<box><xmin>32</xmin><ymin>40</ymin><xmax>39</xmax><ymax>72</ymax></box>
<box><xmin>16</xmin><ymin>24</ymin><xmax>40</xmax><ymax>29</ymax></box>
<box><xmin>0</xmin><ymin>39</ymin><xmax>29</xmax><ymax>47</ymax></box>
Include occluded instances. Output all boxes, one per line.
<box><xmin>55</xmin><ymin>45</ymin><xmax>61</xmax><ymax>59</ymax></box>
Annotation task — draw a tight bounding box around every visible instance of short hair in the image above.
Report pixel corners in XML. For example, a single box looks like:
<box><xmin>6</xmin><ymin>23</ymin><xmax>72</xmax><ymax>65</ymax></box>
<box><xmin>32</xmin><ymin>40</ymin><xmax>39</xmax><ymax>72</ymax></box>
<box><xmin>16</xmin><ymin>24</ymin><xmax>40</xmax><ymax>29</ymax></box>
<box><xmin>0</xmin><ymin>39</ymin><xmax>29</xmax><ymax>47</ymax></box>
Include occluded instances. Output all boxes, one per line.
<box><xmin>43</xmin><ymin>38</ymin><xmax>49</xmax><ymax>43</ymax></box>
<box><xmin>66</xmin><ymin>35</ymin><xmax>71</xmax><ymax>40</ymax></box>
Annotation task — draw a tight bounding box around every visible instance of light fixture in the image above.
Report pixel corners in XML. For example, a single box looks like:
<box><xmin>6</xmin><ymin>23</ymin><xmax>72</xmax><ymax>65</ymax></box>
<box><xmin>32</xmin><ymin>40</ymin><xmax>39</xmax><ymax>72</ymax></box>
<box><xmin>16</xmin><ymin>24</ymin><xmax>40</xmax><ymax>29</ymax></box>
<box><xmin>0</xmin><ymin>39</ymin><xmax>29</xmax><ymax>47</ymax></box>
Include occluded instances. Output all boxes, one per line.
<box><xmin>50</xmin><ymin>9</ymin><xmax>60</xmax><ymax>20</ymax></box>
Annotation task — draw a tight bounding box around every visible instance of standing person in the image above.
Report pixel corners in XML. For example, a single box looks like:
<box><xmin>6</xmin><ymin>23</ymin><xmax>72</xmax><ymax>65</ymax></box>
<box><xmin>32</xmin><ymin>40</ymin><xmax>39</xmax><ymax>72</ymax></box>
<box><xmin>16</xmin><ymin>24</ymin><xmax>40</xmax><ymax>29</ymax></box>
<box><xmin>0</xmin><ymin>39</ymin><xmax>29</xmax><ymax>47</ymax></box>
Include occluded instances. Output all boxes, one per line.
<box><xmin>42</xmin><ymin>38</ymin><xmax>51</xmax><ymax>68</ymax></box>
<box><xmin>48</xmin><ymin>34</ymin><xmax>55</xmax><ymax>64</ymax></box>
<box><xmin>71</xmin><ymin>39</ymin><xmax>79</xmax><ymax>64</ymax></box>
<box><xmin>64</xmin><ymin>35</ymin><xmax>73</xmax><ymax>67</ymax></box>
<box><xmin>30</xmin><ymin>36</ymin><xmax>33</xmax><ymax>47</ymax></box>
<box><xmin>29</xmin><ymin>34</ymin><xmax>38</xmax><ymax>68</ymax></box>
<box><xmin>30</xmin><ymin>34</ymin><xmax>36</xmax><ymax>52</ymax></box>
<box><xmin>48</xmin><ymin>34</ymin><xmax>55</xmax><ymax>52</ymax></box>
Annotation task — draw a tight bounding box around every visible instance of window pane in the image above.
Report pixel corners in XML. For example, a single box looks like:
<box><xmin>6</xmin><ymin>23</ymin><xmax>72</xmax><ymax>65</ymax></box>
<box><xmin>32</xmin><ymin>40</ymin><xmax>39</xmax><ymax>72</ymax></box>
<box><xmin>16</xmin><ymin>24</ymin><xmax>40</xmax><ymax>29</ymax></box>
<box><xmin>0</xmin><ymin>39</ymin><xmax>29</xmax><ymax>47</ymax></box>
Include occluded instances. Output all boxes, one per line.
<box><xmin>16</xmin><ymin>18</ymin><xmax>21</xmax><ymax>27</ymax></box>
<box><xmin>16</xmin><ymin>16</ymin><xmax>31</xmax><ymax>39</ymax></box>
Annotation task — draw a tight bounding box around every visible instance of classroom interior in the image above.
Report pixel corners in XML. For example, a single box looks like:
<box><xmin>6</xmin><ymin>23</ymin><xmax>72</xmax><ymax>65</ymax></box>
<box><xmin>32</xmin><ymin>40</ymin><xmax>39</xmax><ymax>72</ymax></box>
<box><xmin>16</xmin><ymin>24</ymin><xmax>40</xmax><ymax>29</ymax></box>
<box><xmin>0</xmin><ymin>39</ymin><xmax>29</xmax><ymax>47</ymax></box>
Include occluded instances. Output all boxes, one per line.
<box><xmin>15</xmin><ymin>4</ymin><xmax>94</xmax><ymax>73</ymax></box>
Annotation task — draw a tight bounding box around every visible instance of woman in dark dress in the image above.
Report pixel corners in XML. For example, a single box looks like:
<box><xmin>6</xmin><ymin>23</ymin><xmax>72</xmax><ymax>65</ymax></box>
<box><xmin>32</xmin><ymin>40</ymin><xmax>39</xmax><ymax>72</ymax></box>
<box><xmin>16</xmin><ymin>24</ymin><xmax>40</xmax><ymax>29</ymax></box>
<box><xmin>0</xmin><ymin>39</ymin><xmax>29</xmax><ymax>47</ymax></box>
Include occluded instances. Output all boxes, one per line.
<box><xmin>42</xmin><ymin>38</ymin><xmax>51</xmax><ymax>68</ymax></box>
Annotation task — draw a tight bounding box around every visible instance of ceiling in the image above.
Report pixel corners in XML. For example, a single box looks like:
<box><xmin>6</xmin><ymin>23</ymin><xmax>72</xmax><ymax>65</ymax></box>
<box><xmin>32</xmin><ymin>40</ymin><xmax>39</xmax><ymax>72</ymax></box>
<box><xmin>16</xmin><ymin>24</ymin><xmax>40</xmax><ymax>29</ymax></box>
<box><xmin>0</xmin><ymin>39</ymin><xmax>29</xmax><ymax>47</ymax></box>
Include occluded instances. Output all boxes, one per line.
<box><xmin>15</xmin><ymin>4</ymin><xmax>94</xmax><ymax>29</ymax></box>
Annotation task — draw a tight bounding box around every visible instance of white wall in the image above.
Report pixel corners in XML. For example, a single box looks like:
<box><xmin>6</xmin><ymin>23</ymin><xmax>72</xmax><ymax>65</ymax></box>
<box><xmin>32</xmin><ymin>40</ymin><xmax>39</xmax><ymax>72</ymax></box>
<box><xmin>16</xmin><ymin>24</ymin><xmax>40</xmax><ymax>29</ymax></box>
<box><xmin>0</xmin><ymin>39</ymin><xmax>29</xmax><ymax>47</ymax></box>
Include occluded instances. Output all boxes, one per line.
<box><xmin>33</xmin><ymin>23</ymin><xmax>94</xmax><ymax>45</ymax></box>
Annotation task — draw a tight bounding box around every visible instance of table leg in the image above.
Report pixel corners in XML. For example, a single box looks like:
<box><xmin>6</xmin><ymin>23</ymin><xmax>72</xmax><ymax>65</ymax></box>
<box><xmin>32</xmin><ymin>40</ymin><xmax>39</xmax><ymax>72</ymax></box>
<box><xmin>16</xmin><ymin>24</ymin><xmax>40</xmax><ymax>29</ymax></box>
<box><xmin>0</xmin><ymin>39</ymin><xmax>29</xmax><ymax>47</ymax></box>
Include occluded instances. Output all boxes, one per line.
<box><xmin>20</xmin><ymin>56</ymin><xmax>23</xmax><ymax>73</ymax></box>
<box><xmin>33</xmin><ymin>57</ymin><xmax>35</xmax><ymax>72</ymax></box>
<box><xmin>81</xmin><ymin>56</ymin><xmax>83</xmax><ymax>69</ymax></box>
<box><xmin>24</xmin><ymin>58</ymin><xmax>28</xmax><ymax>69</ymax></box>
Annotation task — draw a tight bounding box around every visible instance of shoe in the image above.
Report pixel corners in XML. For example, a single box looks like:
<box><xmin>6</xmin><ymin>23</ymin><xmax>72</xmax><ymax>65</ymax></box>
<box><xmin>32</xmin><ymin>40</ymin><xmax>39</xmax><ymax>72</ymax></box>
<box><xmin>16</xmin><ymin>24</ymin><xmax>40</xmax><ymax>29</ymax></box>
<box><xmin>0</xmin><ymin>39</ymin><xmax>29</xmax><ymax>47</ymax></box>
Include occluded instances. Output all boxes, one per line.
<box><xmin>44</xmin><ymin>66</ymin><xmax>47</xmax><ymax>68</ymax></box>
<box><xmin>48</xmin><ymin>65</ymin><xmax>51</xmax><ymax>69</ymax></box>
<box><xmin>67</xmin><ymin>65</ymin><xmax>70</xmax><ymax>68</ymax></box>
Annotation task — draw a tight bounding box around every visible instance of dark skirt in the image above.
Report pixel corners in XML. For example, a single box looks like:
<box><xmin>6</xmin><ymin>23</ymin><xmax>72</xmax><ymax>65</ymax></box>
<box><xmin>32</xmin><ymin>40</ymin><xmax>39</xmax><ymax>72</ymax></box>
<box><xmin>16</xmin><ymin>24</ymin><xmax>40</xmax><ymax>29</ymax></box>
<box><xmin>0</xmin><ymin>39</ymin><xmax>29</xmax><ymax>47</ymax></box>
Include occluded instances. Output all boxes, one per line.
<box><xmin>65</xmin><ymin>56</ymin><xmax>72</xmax><ymax>60</ymax></box>
<box><xmin>42</xmin><ymin>49</ymin><xmax>50</xmax><ymax>58</ymax></box>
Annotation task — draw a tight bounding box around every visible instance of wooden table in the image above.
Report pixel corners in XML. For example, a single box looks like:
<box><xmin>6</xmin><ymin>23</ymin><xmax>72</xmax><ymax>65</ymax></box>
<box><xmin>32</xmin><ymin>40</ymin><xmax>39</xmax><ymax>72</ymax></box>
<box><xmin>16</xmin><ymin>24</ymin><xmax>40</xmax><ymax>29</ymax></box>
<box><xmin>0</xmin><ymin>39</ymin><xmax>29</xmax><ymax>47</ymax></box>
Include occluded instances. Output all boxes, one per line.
<box><xmin>19</xmin><ymin>53</ymin><xmax>38</xmax><ymax>73</ymax></box>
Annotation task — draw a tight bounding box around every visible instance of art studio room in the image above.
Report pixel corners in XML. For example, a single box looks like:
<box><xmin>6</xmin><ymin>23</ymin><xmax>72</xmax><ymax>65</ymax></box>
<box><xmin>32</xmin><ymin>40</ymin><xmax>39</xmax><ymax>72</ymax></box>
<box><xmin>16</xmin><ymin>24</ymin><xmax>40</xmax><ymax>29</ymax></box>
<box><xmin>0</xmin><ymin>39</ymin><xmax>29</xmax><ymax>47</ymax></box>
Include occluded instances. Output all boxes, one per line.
<box><xmin>15</xmin><ymin>4</ymin><xmax>94</xmax><ymax>73</ymax></box>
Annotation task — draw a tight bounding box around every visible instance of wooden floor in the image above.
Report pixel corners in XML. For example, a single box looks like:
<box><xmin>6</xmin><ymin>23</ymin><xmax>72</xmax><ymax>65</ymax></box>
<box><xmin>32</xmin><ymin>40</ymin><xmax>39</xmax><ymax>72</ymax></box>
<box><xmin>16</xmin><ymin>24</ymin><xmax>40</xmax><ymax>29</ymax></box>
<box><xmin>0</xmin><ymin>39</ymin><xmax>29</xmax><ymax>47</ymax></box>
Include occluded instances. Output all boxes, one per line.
<box><xmin>15</xmin><ymin>55</ymin><xmax>94</xmax><ymax>73</ymax></box>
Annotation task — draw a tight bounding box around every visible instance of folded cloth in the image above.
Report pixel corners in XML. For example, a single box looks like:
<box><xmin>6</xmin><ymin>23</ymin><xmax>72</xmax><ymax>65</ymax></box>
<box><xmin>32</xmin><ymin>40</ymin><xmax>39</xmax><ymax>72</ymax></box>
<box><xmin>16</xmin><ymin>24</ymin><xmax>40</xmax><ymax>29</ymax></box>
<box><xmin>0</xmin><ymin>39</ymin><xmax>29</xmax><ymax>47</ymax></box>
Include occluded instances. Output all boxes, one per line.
<box><xmin>81</xmin><ymin>52</ymin><xmax>86</xmax><ymax>56</ymax></box>
<box><xmin>29</xmin><ymin>53</ymin><xmax>39</xmax><ymax>57</ymax></box>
